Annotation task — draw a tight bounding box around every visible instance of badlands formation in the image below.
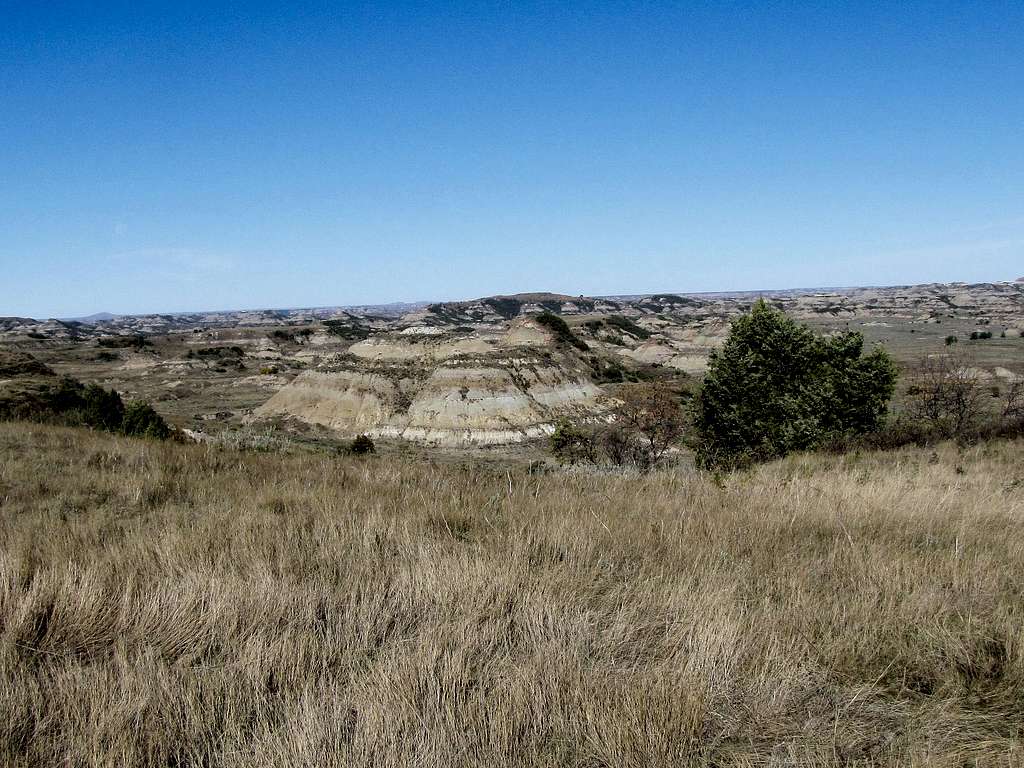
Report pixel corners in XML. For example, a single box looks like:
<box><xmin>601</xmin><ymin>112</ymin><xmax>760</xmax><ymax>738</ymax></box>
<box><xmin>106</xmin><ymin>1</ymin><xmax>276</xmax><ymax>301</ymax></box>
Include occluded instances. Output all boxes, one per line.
<box><xmin>2</xmin><ymin>282</ymin><xmax>1022</xmax><ymax>448</ymax></box>
<box><xmin>255</xmin><ymin>282</ymin><xmax>1024</xmax><ymax>446</ymax></box>
<box><xmin>255</xmin><ymin>318</ymin><xmax>609</xmax><ymax>446</ymax></box>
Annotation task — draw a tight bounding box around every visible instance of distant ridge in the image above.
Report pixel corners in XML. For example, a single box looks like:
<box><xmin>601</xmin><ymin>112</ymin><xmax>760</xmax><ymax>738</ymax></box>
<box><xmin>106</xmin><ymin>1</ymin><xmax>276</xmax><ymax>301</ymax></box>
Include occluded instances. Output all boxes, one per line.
<box><xmin>64</xmin><ymin>312</ymin><xmax>119</xmax><ymax>323</ymax></box>
<box><xmin>475</xmin><ymin>292</ymin><xmax>583</xmax><ymax>303</ymax></box>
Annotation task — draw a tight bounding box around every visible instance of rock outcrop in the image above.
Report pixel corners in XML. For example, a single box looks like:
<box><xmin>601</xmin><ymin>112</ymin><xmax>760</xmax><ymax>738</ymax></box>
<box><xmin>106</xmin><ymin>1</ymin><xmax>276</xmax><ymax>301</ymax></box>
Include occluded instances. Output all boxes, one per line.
<box><xmin>253</xmin><ymin>320</ymin><xmax>610</xmax><ymax>446</ymax></box>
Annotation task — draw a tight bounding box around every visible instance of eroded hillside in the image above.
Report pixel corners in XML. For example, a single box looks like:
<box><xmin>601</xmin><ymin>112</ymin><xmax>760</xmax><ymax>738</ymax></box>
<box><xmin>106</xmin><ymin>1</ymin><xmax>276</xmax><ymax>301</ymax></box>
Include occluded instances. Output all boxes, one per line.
<box><xmin>1</xmin><ymin>281</ymin><xmax>1021</xmax><ymax>448</ymax></box>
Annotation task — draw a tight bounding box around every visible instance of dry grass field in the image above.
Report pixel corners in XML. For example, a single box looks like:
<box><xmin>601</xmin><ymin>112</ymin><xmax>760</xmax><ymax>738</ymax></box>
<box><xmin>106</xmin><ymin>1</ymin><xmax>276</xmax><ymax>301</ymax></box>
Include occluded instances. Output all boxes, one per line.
<box><xmin>1</xmin><ymin>422</ymin><xmax>1022</xmax><ymax>766</ymax></box>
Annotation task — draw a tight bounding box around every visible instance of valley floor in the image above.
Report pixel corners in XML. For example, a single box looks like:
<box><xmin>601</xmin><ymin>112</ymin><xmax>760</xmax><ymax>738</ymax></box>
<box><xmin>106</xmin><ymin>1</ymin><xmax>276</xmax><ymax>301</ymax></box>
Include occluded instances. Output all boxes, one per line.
<box><xmin>0</xmin><ymin>423</ymin><xmax>1022</xmax><ymax>766</ymax></box>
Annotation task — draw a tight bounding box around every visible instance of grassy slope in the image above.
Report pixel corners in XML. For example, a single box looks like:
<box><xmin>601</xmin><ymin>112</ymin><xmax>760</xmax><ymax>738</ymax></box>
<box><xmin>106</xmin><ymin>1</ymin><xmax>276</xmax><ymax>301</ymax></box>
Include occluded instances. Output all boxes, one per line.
<box><xmin>0</xmin><ymin>423</ymin><xmax>1022</xmax><ymax>766</ymax></box>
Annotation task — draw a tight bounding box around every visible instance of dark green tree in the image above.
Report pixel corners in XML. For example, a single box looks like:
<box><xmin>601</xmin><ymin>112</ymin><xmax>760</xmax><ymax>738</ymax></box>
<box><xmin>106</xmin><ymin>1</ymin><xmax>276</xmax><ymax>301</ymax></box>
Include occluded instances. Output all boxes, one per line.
<box><xmin>535</xmin><ymin>312</ymin><xmax>589</xmax><ymax>351</ymax></box>
<box><xmin>350</xmin><ymin>434</ymin><xmax>376</xmax><ymax>454</ymax></box>
<box><xmin>122</xmin><ymin>400</ymin><xmax>172</xmax><ymax>439</ymax></box>
<box><xmin>693</xmin><ymin>300</ymin><xmax>897</xmax><ymax>468</ymax></box>
<box><xmin>80</xmin><ymin>384</ymin><xmax>125</xmax><ymax>432</ymax></box>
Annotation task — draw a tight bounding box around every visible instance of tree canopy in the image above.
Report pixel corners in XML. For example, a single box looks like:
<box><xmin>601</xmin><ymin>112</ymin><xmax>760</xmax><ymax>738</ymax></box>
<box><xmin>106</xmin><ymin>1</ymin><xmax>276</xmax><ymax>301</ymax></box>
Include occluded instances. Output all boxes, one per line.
<box><xmin>693</xmin><ymin>300</ymin><xmax>897</xmax><ymax>468</ymax></box>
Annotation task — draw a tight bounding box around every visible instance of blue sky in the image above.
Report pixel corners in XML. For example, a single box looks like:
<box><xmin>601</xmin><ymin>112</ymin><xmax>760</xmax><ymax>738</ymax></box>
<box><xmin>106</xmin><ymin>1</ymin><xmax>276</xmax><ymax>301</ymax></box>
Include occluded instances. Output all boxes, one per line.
<box><xmin>2</xmin><ymin>1</ymin><xmax>1022</xmax><ymax>318</ymax></box>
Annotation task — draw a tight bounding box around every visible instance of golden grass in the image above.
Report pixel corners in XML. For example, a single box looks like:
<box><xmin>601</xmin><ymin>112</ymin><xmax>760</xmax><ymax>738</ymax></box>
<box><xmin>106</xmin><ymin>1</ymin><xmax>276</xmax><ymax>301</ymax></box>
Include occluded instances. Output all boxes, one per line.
<box><xmin>0</xmin><ymin>422</ymin><xmax>1022</xmax><ymax>766</ymax></box>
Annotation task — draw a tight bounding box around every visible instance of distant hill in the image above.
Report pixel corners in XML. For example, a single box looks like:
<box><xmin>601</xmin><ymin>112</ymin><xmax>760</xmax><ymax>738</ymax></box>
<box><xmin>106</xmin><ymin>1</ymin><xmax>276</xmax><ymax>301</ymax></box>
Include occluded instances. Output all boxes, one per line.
<box><xmin>426</xmin><ymin>292</ymin><xmax>611</xmax><ymax>322</ymax></box>
<box><xmin>65</xmin><ymin>312</ymin><xmax>119</xmax><ymax>323</ymax></box>
<box><xmin>479</xmin><ymin>292</ymin><xmax>583</xmax><ymax>303</ymax></box>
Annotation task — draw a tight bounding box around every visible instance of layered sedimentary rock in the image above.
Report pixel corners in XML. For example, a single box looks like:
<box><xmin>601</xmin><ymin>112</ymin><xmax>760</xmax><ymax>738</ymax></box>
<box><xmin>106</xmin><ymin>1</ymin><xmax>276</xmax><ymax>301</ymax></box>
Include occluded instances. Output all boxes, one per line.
<box><xmin>254</xmin><ymin>321</ymin><xmax>609</xmax><ymax>446</ymax></box>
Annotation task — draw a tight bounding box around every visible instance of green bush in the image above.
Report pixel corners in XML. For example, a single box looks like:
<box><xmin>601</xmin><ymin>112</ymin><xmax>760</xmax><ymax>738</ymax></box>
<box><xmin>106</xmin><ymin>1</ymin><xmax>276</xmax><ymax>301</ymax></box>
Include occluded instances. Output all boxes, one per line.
<box><xmin>606</xmin><ymin>315</ymin><xmax>651</xmax><ymax>339</ymax></box>
<box><xmin>323</xmin><ymin>320</ymin><xmax>371</xmax><ymax>340</ymax></box>
<box><xmin>549</xmin><ymin>420</ymin><xmax>597</xmax><ymax>464</ymax></box>
<box><xmin>483</xmin><ymin>297</ymin><xmax>524</xmax><ymax>319</ymax></box>
<box><xmin>350</xmin><ymin>434</ymin><xmax>376</xmax><ymax>454</ymax></box>
<box><xmin>80</xmin><ymin>383</ymin><xmax>125</xmax><ymax>432</ymax></box>
<box><xmin>693</xmin><ymin>300</ymin><xmax>897</xmax><ymax>469</ymax></box>
<box><xmin>187</xmin><ymin>346</ymin><xmax>245</xmax><ymax>359</ymax></box>
<box><xmin>535</xmin><ymin>313</ymin><xmax>589</xmax><ymax>351</ymax></box>
<box><xmin>0</xmin><ymin>372</ymin><xmax>171</xmax><ymax>440</ymax></box>
<box><xmin>97</xmin><ymin>335</ymin><xmax>150</xmax><ymax>349</ymax></box>
<box><xmin>121</xmin><ymin>401</ymin><xmax>172</xmax><ymax>439</ymax></box>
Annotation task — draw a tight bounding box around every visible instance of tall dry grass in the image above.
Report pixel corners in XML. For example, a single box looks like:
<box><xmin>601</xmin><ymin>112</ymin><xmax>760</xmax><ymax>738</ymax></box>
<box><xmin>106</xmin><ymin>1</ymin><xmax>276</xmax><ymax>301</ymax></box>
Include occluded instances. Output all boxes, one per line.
<box><xmin>0</xmin><ymin>422</ymin><xmax>1021</xmax><ymax>766</ymax></box>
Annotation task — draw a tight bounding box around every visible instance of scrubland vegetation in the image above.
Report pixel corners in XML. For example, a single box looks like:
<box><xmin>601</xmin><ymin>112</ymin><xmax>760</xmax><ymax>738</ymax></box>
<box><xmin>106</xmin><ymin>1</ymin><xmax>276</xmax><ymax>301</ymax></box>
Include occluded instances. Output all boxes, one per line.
<box><xmin>1</xmin><ymin>299</ymin><xmax>1022</xmax><ymax>765</ymax></box>
<box><xmin>0</xmin><ymin>368</ymin><xmax>171</xmax><ymax>441</ymax></box>
<box><xmin>554</xmin><ymin>302</ymin><xmax>1023</xmax><ymax>472</ymax></box>
<box><xmin>1</xmin><ymin>422</ymin><xmax>1022</xmax><ymax>766</ymax></box>
<box><xmin>536</xmin><ymin>311</ymin><xmax>590</xmax><ymax>351</ymax></box>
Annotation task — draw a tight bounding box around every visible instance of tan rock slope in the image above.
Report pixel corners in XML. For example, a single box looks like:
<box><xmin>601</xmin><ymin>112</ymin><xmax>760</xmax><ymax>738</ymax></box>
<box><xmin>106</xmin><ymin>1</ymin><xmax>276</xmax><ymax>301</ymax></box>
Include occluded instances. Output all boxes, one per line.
<box><xmin>254</xmin><ymin>319</ymin><xmax>609</xmax><ymax>446</ymax></box>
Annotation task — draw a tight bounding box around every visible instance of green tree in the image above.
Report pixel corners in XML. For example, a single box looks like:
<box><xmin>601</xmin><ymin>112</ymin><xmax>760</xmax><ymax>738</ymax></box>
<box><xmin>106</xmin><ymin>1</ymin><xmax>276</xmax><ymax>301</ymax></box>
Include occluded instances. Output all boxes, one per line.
<box><xmin>693</xmin><ymin>300</ymin><xmax>897</xmax><ymax>468</ymax></box>
<box><xmin>122</xmin><ymin>401</ymin><xmax>172</xmax><ymax>439</ymax></box>
<box><xmin>80</xmin><ymin>384</ymin><xmax>125</xmax><ymax>432</ymax></box>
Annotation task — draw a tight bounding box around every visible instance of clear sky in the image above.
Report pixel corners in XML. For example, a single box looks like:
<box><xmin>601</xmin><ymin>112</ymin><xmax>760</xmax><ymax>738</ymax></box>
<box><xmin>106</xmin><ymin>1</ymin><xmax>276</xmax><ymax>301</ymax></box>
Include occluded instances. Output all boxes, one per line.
<box><xmin>2</xmin><ymin>1</ymin><xmax>1022</xmax><ymax>318</ymax></box>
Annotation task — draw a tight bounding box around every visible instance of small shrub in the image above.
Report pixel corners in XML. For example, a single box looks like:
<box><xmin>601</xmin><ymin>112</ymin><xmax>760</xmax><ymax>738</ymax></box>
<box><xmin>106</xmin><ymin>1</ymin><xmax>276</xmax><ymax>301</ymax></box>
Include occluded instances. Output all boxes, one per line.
<box><xmin>550</xmin><ymin>420</ymin><xmax>598</xmax><ymax>465</ymax></box>
<box><xmin>187</xmin><ymin>346</ymin><xmax>245</xmax><ymax>359</ymax></box>
<box><xmin>350</xmin><ymin>434</ymin><xmax>375</xmax><ymax>454</ymax></box>
<box><xmin>614</xmin><ymin>381</ymin><xmax>687</xmax><ymax>467</ymax></box>
<box><xmin>80</xmin><ymin>384</ymin><xmax>125</xmax><ymax>432</ymax></box>
<box><xmin>596</xmin><ymin>424</ymin><xmax>649</xmax><ymax>468</ymax></box>
<box><xmin>121</xmin><ymin>401</ymin><xmax>172</xmax><ymax>439</ymax></box>
<box><xmin>907</xmin><ymin>352</ymin><xmax>985</xmax><ymax>439</ymax></box>
<box><xmin>97</xmin><ymin>335</ymin><xmax>150</xmax><ymax>349</ymax></box>
<box><xmin>588</xmin><ymin>356</ymin><xmax>626</xmax><ymax>383</ymax></box>
<box><xmin>606</xmin><ymin>315</ymin><xmax>651</xmax><ymax>340</ymax></box>
<box><xmin>323</xmin><ymin>320</ymin><xmax>371</xmax><ymax>340</ymax></box>
<box><xmin>945</xmin><ymin>335</ymin><xmax>958</xmax><ymax>346</ymax></box>
<box><xmin>0</xmin><ymin>370</ymin><xmax>171</xmax><ymax>441</ymax></box>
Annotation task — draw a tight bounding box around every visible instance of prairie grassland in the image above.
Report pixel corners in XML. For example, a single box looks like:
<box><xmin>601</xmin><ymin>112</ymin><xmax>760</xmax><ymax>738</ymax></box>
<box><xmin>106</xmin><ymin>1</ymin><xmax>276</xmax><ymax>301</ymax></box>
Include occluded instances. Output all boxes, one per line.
<box><xmin>0</xmin><ymin>422</ymin><xmax>1022</xmax><ymax>767</ymax></box>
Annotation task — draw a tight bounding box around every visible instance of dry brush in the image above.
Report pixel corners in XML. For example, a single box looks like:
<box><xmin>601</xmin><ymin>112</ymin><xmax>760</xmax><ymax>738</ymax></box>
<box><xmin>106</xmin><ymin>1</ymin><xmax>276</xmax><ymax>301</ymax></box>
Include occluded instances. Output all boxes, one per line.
<box><xmin>0</xmin><ymin>423</ymin><xmax>1022</xmax><ymax>766</ymax></box>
